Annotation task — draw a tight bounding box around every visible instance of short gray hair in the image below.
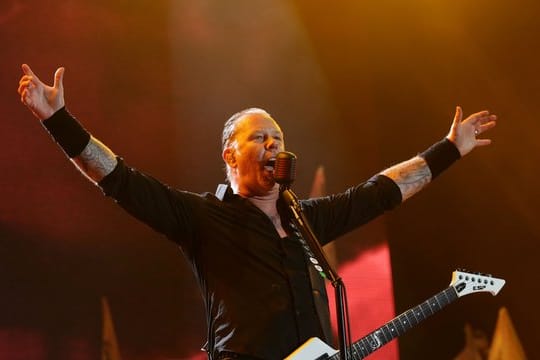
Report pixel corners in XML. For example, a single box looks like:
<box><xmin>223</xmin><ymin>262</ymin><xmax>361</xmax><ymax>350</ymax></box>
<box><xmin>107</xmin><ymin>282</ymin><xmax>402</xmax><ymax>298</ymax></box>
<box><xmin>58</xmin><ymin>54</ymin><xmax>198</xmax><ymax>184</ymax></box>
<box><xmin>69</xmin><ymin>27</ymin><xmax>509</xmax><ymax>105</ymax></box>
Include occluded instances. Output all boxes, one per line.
<box><xmin>221</xmin><ymin>108</ymin><xmax>270</xmax><ymax>150</ymax></box>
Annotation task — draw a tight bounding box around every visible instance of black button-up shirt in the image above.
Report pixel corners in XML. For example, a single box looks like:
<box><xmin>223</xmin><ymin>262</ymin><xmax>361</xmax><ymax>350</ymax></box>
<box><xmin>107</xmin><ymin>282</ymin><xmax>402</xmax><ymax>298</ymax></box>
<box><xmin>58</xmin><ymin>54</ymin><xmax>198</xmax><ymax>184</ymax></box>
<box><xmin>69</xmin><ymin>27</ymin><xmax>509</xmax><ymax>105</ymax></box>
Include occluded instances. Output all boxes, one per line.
<box><xmin>99</xmin><ymin>158</ymin><xmax>401</xmax><ymax>359</ymax></box>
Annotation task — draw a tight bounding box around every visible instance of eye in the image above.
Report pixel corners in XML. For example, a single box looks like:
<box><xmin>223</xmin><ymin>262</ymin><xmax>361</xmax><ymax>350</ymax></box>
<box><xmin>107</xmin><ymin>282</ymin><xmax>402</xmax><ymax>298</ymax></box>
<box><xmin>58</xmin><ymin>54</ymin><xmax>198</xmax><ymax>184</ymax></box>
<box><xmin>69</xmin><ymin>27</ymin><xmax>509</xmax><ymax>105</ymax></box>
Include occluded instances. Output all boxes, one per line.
<box><xmin>251</xmin><ymin>134</ymin><xmax>264</xmax><ymax>142</ymax></box>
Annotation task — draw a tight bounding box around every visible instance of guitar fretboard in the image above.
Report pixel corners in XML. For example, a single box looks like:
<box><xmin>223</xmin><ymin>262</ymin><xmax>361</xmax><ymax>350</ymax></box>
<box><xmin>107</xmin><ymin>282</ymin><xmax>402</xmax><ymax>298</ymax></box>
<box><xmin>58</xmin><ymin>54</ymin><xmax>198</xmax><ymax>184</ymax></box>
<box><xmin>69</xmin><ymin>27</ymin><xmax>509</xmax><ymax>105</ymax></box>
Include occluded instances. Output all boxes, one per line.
<box><xmin>329</xmin><ymin>285</ymin><xmax>459</xmax><ymax>360</ymax></box>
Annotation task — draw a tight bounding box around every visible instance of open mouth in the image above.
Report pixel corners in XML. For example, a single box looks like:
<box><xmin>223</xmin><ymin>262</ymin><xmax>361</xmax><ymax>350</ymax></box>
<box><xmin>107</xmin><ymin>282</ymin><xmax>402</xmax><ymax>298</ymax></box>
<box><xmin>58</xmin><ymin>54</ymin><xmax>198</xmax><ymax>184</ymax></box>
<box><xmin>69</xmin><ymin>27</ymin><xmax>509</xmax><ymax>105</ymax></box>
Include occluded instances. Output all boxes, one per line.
<box><xmin>264</xmin><ymin>158</ymin><xmax>275</xmax><ymax>171</ymax></box>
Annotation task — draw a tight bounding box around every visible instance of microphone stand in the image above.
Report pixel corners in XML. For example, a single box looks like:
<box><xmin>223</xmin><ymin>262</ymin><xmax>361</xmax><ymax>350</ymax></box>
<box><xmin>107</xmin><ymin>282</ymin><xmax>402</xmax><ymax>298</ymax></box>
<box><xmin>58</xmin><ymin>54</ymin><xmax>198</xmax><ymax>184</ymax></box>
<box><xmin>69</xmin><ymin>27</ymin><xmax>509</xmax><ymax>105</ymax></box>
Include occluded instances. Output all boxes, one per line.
<box><xmin>280</xmin><ymin>186</ymin><xmax>350</xmax><ymax>360</ymax></box>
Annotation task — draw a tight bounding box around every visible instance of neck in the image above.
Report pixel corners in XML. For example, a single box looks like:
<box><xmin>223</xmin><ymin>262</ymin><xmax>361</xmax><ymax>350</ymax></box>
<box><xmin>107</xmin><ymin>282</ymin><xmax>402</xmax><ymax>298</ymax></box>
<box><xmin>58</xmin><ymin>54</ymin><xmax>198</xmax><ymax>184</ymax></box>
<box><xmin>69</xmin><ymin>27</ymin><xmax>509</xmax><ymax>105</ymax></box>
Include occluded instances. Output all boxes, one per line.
<box><xmin>232</xmin><ymin>183</ymin><xmax>280</xmax><ymax>216</ymax></box>
<box><xmin>248</xmin><ymin>193</ymin><xmax>279</xmax><ymax>217</ymax></box>
<box><xmin>248</xmin><ymin>187</ymin><xmax>288</xmax><ymax>238</ymax></box>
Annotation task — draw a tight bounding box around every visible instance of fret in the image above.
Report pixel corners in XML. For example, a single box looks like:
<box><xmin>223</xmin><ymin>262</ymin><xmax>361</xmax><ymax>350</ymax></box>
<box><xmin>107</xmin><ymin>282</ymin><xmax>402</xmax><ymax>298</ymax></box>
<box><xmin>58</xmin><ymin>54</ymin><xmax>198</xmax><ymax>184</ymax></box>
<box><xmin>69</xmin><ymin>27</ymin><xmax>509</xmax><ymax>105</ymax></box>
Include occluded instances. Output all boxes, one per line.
<box><xmin>435</xmin><ymin>292</ymin><xmax>447</xmax><ymax>307</ymax></box>
<box><xmin>416</xmin><ymin>304</ymin><xmax>427</xmax><ymax>319</ymax></box>
<box><xmin>361</xmin><ymin>335</ymin><xmax>377</xmax><ymax>357</ymax></box>
<box><xmin>379</xmin><ymin>325</ymin><xmax>392</xmax><ymax>343</ymax></box>
<box><xmin>367</xmin><ymin>330</ymin><xmax>383</xmax><ymax>347</ymax></box>
<box><xmin>409</xmin><ymin>307</ymin><xmax>420</xmax><ymax>323</ymax></box>
<box><xmin>440</xmin><ymin>292</ymin><xmax>448</xmax><ymax>304</ymax></box>
<box><xmin>349</xmin><ymin>344</ymin><xmax>362</xmax><ymax>360</ymax></box>
<box><xmin>392</xmin><ymin>316</ymin><xmax>406</xmax><ymax>335</ymax></box>
<box><xmin>352</xmin><ymin>342</ymin><xmax>368</xmax><ymax>360</ymax></box>
<box><xmin>359</xmin><ymin>336</ymin><xmax>372</xmax><ymax>357</ymax></box>
<box><xmin>352</xmin><ymin>341</ymin><xmax>369</xmax><ymax>359</ymax></box>
<box><xmin>384</xmin><ymin>323</ymin><xmax>397</xmax><ymax>343</ymax></box>
<box><xmin>386</xmin><ymin>321</ymin><xmax>400</xmax><ymax>338</ymax></box>
<box><xmin>421</xmin><ymin>301</ymin><xmax>433</xmax><ymax>316</ymax></box>
<box><xmin>405</xmin><ymin>310</ymin><xmax>418</xmax><ymax>326</ymax></box>
<box><xmin>397</xmin><ymin>313</ymin><xmax>413</xmax><ymax>331</ymax></box>
<box><xmin>428</xmin><ymin>297</ymin><xmax>440</xmax><ymax>312</ymax></box>
<box><xmin>446</xmin><ymin>287</ymin><xmax>459</xmax><ymax>302</ymax></box>
<box><xmin>442</xmin><ymin>288</ymin><xmax>452</xmax><ymax>303</ymax></box>
<box><xmin>411</xmin><ymin>304</ymin><xmax>425</xmax><ymax>322</ymax></box>
<box><xmin>389</xmin><ymin>318</ymin><xmax>403</xmax><ymax>336</ymax></box>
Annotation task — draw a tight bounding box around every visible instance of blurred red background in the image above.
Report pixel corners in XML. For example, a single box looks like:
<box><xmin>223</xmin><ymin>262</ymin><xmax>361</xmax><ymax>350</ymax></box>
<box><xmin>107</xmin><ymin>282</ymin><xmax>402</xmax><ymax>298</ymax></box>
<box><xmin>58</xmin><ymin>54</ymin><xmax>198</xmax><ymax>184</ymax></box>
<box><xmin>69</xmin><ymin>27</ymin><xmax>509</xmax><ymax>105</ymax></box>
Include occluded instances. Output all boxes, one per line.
<box><xmin>1</xmin><ymin>1</ymin><xmax>538</xmax><ymax>359</ymax></box>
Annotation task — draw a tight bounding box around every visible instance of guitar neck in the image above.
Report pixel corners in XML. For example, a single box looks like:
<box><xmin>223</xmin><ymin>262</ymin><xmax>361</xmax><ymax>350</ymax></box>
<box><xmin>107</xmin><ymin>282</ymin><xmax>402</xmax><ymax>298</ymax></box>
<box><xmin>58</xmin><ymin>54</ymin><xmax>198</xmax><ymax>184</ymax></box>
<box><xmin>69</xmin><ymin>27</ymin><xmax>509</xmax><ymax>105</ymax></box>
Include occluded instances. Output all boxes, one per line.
<box><xmin>331</xmin><ymin>285</ymin><xmax>459</xmax><ymax>360</ymax></box>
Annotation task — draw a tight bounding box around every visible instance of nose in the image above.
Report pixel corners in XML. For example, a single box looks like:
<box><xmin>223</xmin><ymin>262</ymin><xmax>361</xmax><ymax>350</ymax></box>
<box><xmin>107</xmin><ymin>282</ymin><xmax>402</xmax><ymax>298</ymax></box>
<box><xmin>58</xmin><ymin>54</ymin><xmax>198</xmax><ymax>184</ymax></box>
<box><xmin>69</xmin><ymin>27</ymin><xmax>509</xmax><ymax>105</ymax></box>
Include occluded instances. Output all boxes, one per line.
<box><xmin>265</xmin><ymin>138</ymin><xmax>279</xmax><ymax>150</ymax></box>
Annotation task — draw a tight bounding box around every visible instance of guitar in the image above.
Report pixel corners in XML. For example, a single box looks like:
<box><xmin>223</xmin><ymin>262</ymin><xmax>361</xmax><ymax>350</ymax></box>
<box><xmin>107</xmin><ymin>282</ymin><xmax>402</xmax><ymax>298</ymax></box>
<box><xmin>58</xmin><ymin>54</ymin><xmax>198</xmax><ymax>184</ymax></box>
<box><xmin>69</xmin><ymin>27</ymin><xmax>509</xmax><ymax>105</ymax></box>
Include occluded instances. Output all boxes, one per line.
<box><xmin>286</xmin><ymin>269</ymin><xmax>505</xmax><ymax>360</ymax></box>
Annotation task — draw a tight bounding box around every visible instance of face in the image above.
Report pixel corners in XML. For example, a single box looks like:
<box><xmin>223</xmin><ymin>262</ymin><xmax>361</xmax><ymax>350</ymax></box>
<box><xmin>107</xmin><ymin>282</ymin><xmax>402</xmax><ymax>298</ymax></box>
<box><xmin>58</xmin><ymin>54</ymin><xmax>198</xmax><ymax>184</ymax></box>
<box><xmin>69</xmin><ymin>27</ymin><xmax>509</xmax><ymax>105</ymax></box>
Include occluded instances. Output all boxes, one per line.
<box><xmin>223</xmin><ymin>112</ymin><xmax>285</xmax><ymax>197</ymax></box>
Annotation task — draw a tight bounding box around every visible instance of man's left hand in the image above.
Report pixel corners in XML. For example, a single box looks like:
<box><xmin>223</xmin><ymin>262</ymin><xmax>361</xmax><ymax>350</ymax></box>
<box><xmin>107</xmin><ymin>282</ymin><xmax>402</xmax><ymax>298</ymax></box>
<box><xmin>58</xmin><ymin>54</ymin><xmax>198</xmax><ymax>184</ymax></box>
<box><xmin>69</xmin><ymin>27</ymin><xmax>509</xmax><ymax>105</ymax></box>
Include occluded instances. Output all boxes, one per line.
<box><xmin>446</xmin><ymin>106</ymin><xmax>497</xmax><ymax>156</ymax></box>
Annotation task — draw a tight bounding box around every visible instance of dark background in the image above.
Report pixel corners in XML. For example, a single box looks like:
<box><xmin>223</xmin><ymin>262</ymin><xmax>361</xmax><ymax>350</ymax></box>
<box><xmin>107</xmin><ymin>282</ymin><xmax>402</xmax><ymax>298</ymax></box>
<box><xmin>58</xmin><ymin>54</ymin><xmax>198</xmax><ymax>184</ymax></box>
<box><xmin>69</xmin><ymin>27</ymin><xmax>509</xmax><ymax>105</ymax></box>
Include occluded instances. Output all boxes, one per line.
<box><xmin>1</xmin><ymin>0</ymin><xmax>538</xmax><ymax>359</ymax></box>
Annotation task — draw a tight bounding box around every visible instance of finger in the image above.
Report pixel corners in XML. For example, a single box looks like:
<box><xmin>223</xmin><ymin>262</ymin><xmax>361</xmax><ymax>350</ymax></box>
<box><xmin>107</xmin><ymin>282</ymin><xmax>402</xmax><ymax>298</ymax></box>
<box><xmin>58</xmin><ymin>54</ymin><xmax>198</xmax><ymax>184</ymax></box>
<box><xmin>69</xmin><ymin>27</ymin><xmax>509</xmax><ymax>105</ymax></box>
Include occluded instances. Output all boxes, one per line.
<box><xmin>20</xmin><ymin>90</ymin><xmax>31</xmax><ymax>105</ymax></box>
<box><xmin>467</xmin><ymin>110</ymin><xmax>490</xmax><ymax>124</ymax></box>
<box><xmin>19</xmin><ymin>75</ymin><xmax>33</xmax><ymax>85</ymax></box>
<box><xmin>18</xmin><ymin>79</ymin><xmax>32</xmax><ymax>94</ymax></box>
<box><xmin>478</xmin><ymin>121</ymin><xmax>497</xmax><ymax>133</ymax></box>
<box><xmin>53</xmin><ymin>67</ymin><xmax>65</xmax><ymax>90</ymax></box>
<box><xmin>452</xmin><ymin>106</ymin><xmax>463</xmax><ymax>127</ymax></box>
<box><xmin>476</xmin><ymin>139</ymin><xmax>492</xmax><ymax>146</ymax></box>
<box><xmin>470</xmin><ymin>110</ymin><xmax>490</xmax><ymax>118</ymax></box>
<box><xmin>476</xmin><ymin>114</ymin><xmax>497</xmax><ymax>125</ymax></box>
<box><xmin>21</xmin><ymin>64</ymin><xmax>42</xmax><ymax>87</ymax></box>
<box><xmin>21</xmin><ymin>63</ymin><xmax>36</xmax><ymax>77</ymax></box>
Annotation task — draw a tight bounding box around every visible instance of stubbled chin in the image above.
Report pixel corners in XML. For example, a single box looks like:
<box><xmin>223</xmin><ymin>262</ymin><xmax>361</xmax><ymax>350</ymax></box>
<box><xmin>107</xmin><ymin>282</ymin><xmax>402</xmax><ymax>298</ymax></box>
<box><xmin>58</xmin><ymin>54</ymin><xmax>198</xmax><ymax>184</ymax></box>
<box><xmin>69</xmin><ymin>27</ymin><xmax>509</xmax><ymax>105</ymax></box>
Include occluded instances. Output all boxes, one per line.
<box><xmin>262</xmin><ymin>169</ymin><xmax>275</xmax><ymax>184</ymax></box>
<box><xmin>256</xmin><ymin>176</ymin><xmax>275</xmax><ymax>195</ymax></box>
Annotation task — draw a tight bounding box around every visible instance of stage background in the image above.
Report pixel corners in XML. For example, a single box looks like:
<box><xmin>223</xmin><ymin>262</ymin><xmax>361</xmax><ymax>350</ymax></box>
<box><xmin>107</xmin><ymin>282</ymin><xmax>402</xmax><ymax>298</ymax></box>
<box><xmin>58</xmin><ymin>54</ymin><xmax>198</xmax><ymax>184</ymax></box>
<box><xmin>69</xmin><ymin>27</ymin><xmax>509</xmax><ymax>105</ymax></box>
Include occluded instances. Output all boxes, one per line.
<box><xmin>1</xmin><ymin>0</ymin><xmax>538</xmax><ymax>359</ymax></box>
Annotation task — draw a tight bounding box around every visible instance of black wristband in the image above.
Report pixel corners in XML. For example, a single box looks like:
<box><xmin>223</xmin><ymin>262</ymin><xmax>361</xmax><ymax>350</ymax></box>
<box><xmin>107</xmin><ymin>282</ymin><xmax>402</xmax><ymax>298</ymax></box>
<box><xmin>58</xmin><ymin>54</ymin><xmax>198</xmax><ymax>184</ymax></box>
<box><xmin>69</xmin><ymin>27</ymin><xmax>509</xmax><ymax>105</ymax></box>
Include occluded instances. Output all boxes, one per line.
<box><xmin>42</xmin><ymin>107</ymin><xmax>91</xmax><ymax>158</ymax></box>
<box><xmin>419</xmin><ymin>138</ymin><xmax>461</xmax><ymax>179</ymax></box>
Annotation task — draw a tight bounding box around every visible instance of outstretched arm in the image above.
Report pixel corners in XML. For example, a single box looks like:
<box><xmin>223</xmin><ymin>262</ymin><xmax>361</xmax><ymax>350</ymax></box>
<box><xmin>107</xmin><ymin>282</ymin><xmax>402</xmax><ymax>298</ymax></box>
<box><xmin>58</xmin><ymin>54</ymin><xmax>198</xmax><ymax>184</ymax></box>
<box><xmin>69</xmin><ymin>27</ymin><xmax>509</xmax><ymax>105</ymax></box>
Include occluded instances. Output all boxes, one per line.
<box><xmin>381</xmin><ymin>106</ymin><xmax>497</xmax><ymax>201</ymax></box>
<box><xmin>72</xmin><ymin>136</ymin><xmax>117</xmax><ymax>183</ymax></box>
<box><xmin>18</xmin><ymin>64</ymin><xmax>117</xmax><ymax>183</ymax></box>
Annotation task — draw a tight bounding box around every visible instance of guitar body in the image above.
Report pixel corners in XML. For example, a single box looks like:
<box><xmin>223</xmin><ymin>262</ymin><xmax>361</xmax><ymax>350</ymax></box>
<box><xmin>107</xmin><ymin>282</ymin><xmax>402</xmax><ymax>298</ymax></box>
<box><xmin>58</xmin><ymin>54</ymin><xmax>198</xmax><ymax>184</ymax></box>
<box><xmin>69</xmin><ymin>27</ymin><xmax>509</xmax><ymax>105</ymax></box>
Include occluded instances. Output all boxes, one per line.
<box><xmin>285</xmin><ymin>337</ymin><xmax>337</xmax><ymax>360</ymax></box>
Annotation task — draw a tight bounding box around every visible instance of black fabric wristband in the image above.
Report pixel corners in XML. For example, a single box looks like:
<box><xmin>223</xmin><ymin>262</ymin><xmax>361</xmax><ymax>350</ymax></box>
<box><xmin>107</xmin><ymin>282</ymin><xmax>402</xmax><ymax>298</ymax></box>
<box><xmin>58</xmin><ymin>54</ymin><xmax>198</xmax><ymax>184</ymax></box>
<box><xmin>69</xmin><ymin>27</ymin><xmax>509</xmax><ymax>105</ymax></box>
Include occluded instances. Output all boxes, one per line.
<box><xmin>419</xmin><ymin>138</ymin><xmax>461</xmax><ymax>180</ymax></box>
<box><xmin>42</xmin><ymin>107</ymin><xmax>91</xmax><ymax>158</ymax></box>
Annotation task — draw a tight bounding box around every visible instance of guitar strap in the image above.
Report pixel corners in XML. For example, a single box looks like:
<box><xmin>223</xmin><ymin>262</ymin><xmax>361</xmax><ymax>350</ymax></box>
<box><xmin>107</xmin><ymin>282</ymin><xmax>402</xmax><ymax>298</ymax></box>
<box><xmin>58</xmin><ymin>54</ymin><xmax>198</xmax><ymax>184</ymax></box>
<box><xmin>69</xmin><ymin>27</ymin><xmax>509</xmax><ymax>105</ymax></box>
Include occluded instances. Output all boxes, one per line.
<box><xmin>308</xmin><ymin>262</ymin><xmax>334</xmax><ymax>344</ymax></box>
<box><xmin>288</xmin><ymin>221</ymin><xmax>334</xmax><ymax>345</ymax></box>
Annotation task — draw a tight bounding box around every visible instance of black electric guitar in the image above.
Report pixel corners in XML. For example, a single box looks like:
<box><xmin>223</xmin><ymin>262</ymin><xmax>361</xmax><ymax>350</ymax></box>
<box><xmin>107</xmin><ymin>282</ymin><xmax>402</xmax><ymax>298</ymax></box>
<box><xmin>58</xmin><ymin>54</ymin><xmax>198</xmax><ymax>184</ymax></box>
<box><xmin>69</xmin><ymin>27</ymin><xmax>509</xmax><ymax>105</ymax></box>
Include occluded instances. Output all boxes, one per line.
<box><xmin>286</xmin><ymin>269</ymin><xmax>505</xmax><ymax>360</ymax></box>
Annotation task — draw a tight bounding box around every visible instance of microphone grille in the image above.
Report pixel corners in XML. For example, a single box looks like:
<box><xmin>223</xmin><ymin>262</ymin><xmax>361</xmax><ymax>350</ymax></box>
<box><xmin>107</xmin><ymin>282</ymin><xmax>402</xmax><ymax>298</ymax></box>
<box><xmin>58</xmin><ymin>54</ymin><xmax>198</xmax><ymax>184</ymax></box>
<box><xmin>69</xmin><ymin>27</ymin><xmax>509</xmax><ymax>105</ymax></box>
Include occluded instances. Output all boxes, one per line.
<box><xmin>274</xmin><ymin>151</ymin><xmax>297</xmax><ymax>185</ymax></box>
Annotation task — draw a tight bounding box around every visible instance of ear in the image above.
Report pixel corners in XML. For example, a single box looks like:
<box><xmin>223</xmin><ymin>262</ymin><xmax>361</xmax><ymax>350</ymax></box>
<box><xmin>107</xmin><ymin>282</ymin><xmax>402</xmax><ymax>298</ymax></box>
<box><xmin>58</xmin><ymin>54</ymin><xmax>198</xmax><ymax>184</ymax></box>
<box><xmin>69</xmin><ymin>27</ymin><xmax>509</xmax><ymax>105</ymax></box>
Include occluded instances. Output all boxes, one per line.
<box><xmin>222</xmin><ymin>148</ymin><xmax>237</xmax><ymax>167</ymax></box>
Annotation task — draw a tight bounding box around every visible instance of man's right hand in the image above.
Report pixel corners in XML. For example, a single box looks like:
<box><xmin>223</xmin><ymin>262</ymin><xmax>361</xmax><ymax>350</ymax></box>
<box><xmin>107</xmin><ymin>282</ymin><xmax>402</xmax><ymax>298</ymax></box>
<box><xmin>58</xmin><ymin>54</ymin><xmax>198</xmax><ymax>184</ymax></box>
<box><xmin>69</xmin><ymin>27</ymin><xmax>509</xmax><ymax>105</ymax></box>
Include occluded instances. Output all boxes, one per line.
<box><xmin>18</xmin><ymin>64</ymin><xmax>65</xmax><ymax>121</ymax></box>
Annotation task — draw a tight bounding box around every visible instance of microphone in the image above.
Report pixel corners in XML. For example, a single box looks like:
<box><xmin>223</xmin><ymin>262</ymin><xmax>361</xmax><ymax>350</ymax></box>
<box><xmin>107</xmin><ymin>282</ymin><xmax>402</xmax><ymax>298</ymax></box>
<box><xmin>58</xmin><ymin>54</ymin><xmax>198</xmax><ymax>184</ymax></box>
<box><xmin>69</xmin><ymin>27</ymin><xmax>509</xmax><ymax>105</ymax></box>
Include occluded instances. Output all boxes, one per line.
<box><xmin>273</xmin><ymin>151</ymin><xmax>297</xmax><ymax>187</ymax></box>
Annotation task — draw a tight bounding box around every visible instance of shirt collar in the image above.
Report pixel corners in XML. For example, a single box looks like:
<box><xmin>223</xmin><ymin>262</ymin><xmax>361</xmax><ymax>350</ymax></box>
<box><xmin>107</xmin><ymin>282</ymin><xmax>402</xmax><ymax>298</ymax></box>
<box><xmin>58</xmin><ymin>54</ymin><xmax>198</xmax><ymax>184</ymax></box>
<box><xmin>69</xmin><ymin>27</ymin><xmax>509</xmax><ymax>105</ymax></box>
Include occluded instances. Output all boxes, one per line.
<box><xmin>215</xmin><ymin>183</ymin><xmax>235</xmax><ymax>201</ymax></box>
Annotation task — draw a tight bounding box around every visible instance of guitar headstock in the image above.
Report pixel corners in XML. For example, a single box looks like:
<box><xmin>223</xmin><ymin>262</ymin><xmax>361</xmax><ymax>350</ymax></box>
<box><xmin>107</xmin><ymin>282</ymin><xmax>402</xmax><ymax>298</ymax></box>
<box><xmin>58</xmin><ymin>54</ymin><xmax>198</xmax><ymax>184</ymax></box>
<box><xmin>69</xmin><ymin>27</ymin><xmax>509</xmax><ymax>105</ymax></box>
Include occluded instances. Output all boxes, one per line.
<box><xmin>450</xmin><ymin>269</ymin><xmax>505</xmax><ymax>297</ymax></box>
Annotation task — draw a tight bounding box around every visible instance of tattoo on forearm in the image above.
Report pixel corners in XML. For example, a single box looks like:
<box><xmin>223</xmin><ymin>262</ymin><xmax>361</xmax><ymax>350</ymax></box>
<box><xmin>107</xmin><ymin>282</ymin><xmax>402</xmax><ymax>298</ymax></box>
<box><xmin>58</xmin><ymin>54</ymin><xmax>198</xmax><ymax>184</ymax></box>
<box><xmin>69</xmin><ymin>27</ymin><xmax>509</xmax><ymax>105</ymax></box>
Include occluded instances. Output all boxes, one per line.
<box><xmin>71</xmin><ymin>136</ymin><xmax>117</xmax><ymax>183</ymax></box>
<box><xmin>381</xmin><ymin>156</ymin><xmax>432</xmax><ymax>201</ymax></box>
